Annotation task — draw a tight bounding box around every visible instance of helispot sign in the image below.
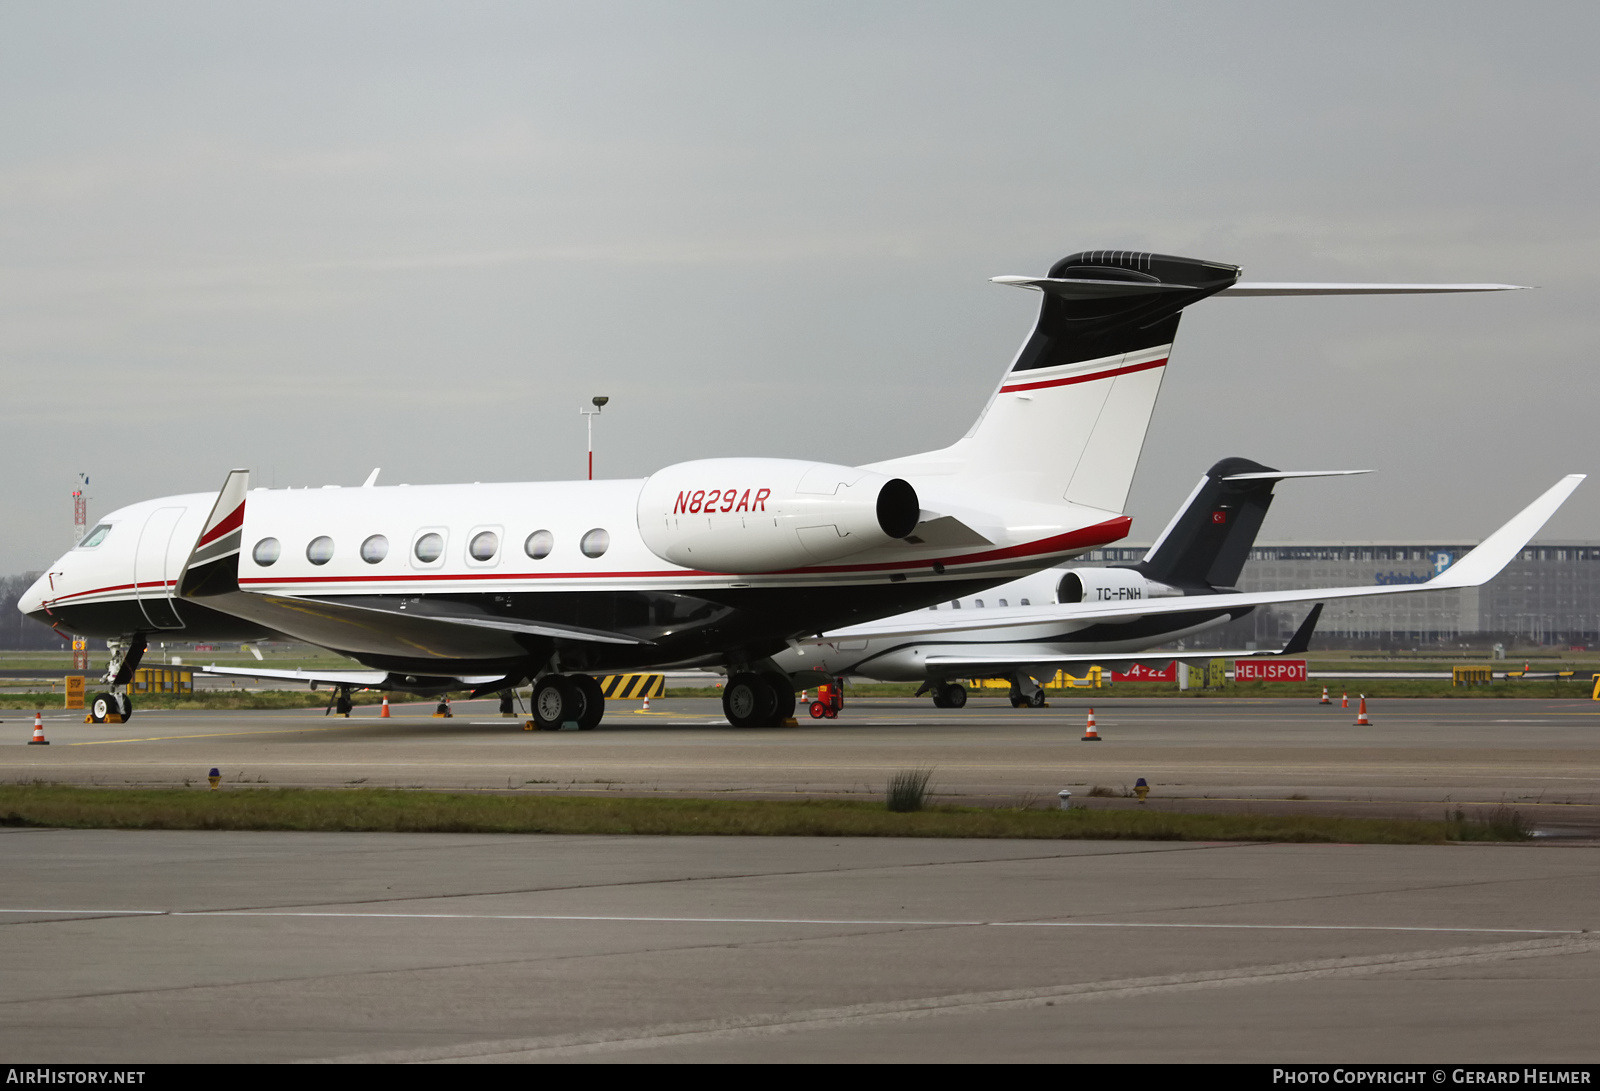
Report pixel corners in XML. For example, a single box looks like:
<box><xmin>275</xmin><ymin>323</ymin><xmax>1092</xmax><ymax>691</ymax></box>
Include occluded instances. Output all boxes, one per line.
<box><xmin>1235</xmin><ymin>659</ymin><xmax>1307</xmax><ymax>682</ymax></box>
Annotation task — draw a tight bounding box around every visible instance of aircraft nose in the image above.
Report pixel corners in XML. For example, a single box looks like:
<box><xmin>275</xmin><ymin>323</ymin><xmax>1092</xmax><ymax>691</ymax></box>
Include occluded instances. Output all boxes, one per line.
<box><xmin>17</xmin><ymin>569</ymin><xmax>55</xmax><ymax>618</ymax></box>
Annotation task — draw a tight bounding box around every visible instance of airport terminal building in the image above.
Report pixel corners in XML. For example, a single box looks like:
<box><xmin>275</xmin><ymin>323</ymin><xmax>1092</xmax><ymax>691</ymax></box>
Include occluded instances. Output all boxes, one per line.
<box><xmin>1078</xmin><ymin>541</ymin><xmax>1600</xmax><ymax>650</ymax></box>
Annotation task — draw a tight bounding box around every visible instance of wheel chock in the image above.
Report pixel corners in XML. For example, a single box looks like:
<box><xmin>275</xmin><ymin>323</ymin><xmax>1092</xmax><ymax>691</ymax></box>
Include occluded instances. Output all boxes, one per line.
<box><xmin>524</xmin><ymin>719</ymin><xmax>537</xmax><ymax>731</ymax></box>
<box><xmin>105</xmin><ymin>713</ymin><xmax>123</xmax><ymax>724</ymax></box>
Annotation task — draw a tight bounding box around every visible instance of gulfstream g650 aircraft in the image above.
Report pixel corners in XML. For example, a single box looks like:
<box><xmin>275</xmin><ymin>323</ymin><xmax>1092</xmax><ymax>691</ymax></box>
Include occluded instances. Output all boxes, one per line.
<box><xmin>18</xmin><ymin>250</ymin><xmax>1524</xmax><ymax>728</ymax></box>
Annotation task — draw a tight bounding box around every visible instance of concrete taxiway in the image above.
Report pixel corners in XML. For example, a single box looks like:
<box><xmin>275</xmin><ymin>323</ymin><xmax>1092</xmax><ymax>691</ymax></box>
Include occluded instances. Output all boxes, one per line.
<box><xmin>6</xmin><ymin>697</ymin><xmax>1600</xmax><ymax>827</ymax></box>
<box><xmin>3</xmin><ymin>829</ymin><xmax>1598</xmax><ymax>1063</ymax></box>
<box><xmin>6</xmin><ymin>697</ymin><xmax>1599</xmax><ymax>1062</ymax></box>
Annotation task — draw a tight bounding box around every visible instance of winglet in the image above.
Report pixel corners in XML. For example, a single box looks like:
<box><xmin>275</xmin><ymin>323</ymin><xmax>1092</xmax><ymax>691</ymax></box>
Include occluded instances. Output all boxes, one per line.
<box><xmin>1278</xmin><ymin>603</ymin><xmax>1323</xmax><ymax>656</ymax></box>
<box><xmin>177</xmin><ymin>469</ymin><xmax>250</xmax><ymax>598</ymax></box>
<box><xmin>1428</xmin><ymin>475</ymin><xmax>1586</xmax><ymax>589</ymax></box>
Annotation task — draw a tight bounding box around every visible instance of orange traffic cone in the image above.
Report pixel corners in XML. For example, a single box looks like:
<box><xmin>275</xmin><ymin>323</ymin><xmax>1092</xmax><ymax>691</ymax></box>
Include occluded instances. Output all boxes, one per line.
<box><xmin>380</xmin><ymin>696</ymin><xmax>391</xmax><ymax>718</ymax></box>
<box><xmin>1354</xmin><ymin>694</ymin><xmax>1372</xmax><ymax>726</ymax></box>
<box><xmin>642</xmin><ymin>694</ymin><xmax>650</xmax><ymax>711</ymax></box>
<box><xmin>1081</xmin><ymin>708</ymin><xmax>1101</xmax><ymax>741</ymax></box>
<box><xmin>1341</xmin><ymin>691</ymin><xmax>1349</xmax><ymax>709</ymax></box>
<box><xmin>1319</xmin><ymin>686</ymin><xmax>1331</xmax><ymax>705</ymax></box>
<box><xmin>28</xmin><ymin>711</ymin><xmax>48</xmax><ymax>745</ymax></box>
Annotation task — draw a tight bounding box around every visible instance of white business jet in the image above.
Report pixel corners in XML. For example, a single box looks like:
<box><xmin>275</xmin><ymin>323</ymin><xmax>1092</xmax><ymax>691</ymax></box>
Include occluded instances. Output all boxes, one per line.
<box><xmin>771</xmin><ymin>461</ymin><xmax>1584</xmax><ymax>708</ymax></box>
<box><xmin>17</xmin><ymin>250</ymin><xmax>1526</xmax><ymax>728</ymax></box>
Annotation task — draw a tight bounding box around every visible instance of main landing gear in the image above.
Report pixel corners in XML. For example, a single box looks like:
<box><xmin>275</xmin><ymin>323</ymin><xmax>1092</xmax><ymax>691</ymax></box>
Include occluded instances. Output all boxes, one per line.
<box><xmin>531</xmin><ymin>674</ymin><xmax>604</xmax><ymax>731</ymax></box>
<box><xmin>930</xmin><ymin>682</ymin><xmax>967</xmax><ymax>709</ymax></box>
<box><xmin>323</xmin><ymin>685</ymin><xmax>354</xmax><ymax>717</ymax></box>
<box><xmin>723</xmin><ymin>672</ymin><xmax>797</xmax><ymax>728</ymax></box>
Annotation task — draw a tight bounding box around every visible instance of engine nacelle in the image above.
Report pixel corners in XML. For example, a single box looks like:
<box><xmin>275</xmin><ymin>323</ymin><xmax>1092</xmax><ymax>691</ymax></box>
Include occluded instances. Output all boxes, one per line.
<box><xmin>1057</xmin><ymin>567</ymin><xmax>1182</xmax><ymax>604</ymax></box>
<box><xmin>637</xmin><ymin>458</ymin><xmax>920</xmax><ymax>573</ymax></box>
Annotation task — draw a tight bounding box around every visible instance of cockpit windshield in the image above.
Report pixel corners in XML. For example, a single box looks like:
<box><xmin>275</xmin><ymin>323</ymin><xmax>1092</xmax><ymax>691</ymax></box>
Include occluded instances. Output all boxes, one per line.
<box><xmin>76</xmin><ymin>524</ymin><xmax>112</xmax><ymax>549</ymax></box>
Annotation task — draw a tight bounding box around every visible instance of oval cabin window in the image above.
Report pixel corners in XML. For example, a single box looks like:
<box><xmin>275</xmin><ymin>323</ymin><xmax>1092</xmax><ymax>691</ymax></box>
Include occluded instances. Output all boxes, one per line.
<box><xmin>524</xmin><ymin>530</ymin><xmax>554</xmax><ymax>560</ymax></box>
<box><xmin>414</xmin><ymin>533</ymin><xmax>444</xmax><ymax>563</ymax></box>
<box><xmin>253</xmin><ymin>538</ymin><xmax>280</xmax><ymax>566</ymax></box>
<box><xmin>580</xmin><ymin>528</ymin><xmax>610</xmax><ymax>558</ymax></box>
<box><xmin>360</xmin><ymin>535</ymin><xmax>388</xmax><ymax>564</ymax></box>
<box><xmin>469</xmin><ymin>531</ymin><xmax>499</xmax><ymax>562</ymax></box>
<box><xmin>306</xmin><ymin>537</ymin><xmax>334</xmax><ymax>566</ymax></box>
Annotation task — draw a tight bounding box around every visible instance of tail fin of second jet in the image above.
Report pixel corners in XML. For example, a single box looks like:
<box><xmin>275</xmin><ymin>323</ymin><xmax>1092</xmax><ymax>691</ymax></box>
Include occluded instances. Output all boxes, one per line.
<box><xmin>1130</xmin><ymin>459</ymin><xmax>1366</xmax><ymax>591</ymax></box>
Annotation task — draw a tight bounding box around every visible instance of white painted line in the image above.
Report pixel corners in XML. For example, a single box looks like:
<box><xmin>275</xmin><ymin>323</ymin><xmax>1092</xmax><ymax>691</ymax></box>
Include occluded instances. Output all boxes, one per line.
<box><xmin>0</xmin><ymin>909</ymin><xmax>165</xmax><ymax>916</ymax></box>
<box><xmin>0</xmin><ymin>907</ymin><xmax>1580</xmax><ymax>935</ymax></box>
<box><xmin>319</xmin><ymin>934</ymin><xmax>1600</xmax><ymax>1063</ymax></box>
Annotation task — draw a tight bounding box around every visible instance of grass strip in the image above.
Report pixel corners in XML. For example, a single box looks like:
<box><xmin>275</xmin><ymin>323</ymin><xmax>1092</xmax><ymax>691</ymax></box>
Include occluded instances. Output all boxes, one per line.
<box><xmin>0</xmin><ymin>786</ymin><xmax>1524</xmax><ymax>843</ymax></box>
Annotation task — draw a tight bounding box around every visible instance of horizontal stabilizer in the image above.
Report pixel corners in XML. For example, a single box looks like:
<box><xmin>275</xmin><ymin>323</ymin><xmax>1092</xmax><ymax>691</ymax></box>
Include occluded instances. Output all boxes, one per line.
<box><xmin>1219</xmin><ymin>283</ymin><xmax>1528</xmax><ymax>296</ymax></box>
<box><xmin>990</xmin><ymin>275</ymin><xmax>1195</xmax><ymax>298</ymax></box>
<box><xmin>1220</xmin><ymin>470</ymin><xmax>1369</xmax><ymax>482</ymax></box>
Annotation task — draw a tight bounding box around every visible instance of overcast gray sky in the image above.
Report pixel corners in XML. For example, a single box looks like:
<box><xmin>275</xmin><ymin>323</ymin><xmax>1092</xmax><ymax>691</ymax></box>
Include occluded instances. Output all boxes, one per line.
<box><xmin>3</xmin><ymin>1</ymin><xmax>1597</xmax><ymax>572</ymax></box>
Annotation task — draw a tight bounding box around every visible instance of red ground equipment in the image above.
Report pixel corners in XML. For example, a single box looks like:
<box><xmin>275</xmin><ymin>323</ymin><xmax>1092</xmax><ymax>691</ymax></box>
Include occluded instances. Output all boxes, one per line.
<box><xmin>809</xmin><ymin>681</ymin><xmax>844</xmax><ymax>719</ymax></box>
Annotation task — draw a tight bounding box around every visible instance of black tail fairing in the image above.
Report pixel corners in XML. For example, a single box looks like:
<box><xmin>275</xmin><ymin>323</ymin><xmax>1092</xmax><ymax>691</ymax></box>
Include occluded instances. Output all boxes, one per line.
<box><xmin>1129</xmin><ymin>457</ymin><xmax>1282</xmax><ymax>591</ymax></box>
<box><xmin>1007</xmin><ymin>251</ymin><xmax>1241</xmax><ymax>373</ymax></box>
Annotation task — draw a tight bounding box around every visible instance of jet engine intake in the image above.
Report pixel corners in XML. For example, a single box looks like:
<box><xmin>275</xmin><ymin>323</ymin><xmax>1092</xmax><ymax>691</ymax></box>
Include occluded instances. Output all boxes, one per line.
<box><xmin>637</xmin><ymin>458</ymin><xmax>920</xmax><ymax>572</ymax></box>
<box><xmin>1057</xmin><ymin>567</ymin><xmax>1182</xmax><ymax>604</ymax></box>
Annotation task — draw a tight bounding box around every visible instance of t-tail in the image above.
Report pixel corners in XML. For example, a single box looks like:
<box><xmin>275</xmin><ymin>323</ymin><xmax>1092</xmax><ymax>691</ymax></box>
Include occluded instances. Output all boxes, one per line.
<box><xmin>1126</xmin><ymin>459</ymin><xmax>1367</xmax><ymax>592</ymax></box>
<box><xmin>870</xmin><ymin>251</ymin><xmax>1239</xmax><ymax>515</ymax></box>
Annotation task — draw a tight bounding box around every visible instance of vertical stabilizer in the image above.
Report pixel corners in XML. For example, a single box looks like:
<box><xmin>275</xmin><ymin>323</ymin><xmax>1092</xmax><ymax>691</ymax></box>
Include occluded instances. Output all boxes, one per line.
<box><xmin>1122</xmin><ymin>458</ymin><xmax>1370</xmax><ymax>590</ymax></box>
<box><xmin>869</xmin><ymin>251</ymin><xmax>1238</xmax><ymax>514</ymax></box>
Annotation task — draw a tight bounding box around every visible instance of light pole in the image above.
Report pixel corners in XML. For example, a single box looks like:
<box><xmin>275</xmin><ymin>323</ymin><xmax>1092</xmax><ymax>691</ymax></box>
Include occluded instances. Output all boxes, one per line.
<box><xmin>580</xmin><ymin>396</ymin><xmax>609</xmax><ymax>480</ymax></box>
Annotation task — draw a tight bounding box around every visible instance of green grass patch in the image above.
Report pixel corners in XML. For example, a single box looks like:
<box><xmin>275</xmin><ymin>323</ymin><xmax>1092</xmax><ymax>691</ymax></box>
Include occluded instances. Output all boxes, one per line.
<box><xmin>885</xmin><ymin>768</ymin><xmax>934</xmax><ymax>812</ymax></box>
<box><xmin>0</xmin><ymin>785</ymin><xmax>1516</xmax><ymax>844</ymax></box>
<box><xmin>1444</xmin><ymin>805</ymin><xmax>1532</xmax><ymax>842</ymax></box>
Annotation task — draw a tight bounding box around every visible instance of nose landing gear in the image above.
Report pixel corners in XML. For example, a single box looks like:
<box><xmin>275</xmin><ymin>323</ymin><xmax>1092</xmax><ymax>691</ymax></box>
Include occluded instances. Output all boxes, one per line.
<box><xmin>87</xmin><ymin>691</ymin><xmax>133</xmax><ymax>724</ymax></box>
<box><xmin>87</xmin><ymin>636</ymin><xmax>147</xmax><ymax>723</ymax></box>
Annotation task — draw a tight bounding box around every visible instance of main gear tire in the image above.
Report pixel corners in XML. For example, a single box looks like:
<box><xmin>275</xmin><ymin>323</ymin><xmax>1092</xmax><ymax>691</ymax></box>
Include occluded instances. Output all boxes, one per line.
<box><xmin>533</xmin><ymin>676</ymin><xmax>579</xmax><ymax>731</ymax></box>
<box><xmin>945</xmin><ymin>683</ymin><xmax>967</xmax><ymax>709</ymax></box>
<box><xmin>723</xmin><ymin>673</ymin><xmax>776</xmax><ymax>728</ymax></box>
<box><xmin>572</xmin><ymin>674</ymin><xmax>605</xmax><ymax>730</ymax></box>
<box><xmin>766</xmin><ymin>677</ymin><xmax>796</xmax><ymax>724</ymax></box>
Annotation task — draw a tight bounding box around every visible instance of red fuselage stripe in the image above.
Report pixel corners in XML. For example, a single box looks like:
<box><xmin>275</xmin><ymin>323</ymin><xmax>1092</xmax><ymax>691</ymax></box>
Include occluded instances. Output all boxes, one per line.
<box><xmin>999</xmin><ymin>358</ymin><xmax>1167</xmax><ymax>394</ymax></box>
<box><xmin>46</xmin><ymin>518</ymin><xmax>1131</xmax><ymax>601</ymax></box>
<box><xmin>236</xmin><ymin>517</ymin><xmax>1129</xmax><ymax>586</ymax></box>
